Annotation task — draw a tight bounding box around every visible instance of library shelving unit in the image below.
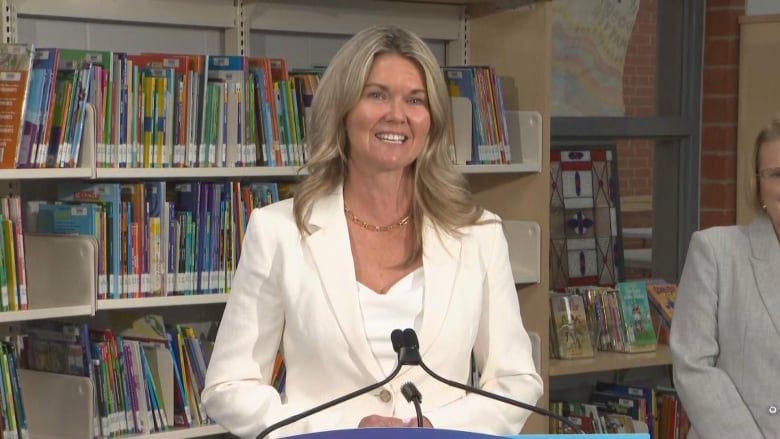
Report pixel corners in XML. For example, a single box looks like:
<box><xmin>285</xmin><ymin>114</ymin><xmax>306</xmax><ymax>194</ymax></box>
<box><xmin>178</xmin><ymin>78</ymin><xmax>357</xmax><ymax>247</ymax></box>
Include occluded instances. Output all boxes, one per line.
<box><xmin>1</xmin><ymin>0</ymin><xmax>552</xmax><ymax>436</ymax></box>
<box><xmin>549</xmin><ymin>345</ymin><xmax>674</xmax><ymax>378</ymax></box>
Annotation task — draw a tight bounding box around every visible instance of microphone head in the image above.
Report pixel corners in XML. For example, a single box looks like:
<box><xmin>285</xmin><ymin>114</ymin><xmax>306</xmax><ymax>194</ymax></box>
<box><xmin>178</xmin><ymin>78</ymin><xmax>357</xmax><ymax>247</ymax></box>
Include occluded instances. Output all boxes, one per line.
<box><xmin>399</xmin><ymin>328</ymin><xmax>422</xmax><ymax>366</ymax></box>
<box><xmin>391</xmin><ymin>329</ymin><xmax>404</xmax><ymax>353</ymax></box>
<box><xmin>401</xmin><ymin>382</ymin><xmax>422</xmax><ymax>403</ymax></box>
<box><xmin>403</xmin><ymin>328</ymin><xmax>419</xmax><ymax>349</ymax></box>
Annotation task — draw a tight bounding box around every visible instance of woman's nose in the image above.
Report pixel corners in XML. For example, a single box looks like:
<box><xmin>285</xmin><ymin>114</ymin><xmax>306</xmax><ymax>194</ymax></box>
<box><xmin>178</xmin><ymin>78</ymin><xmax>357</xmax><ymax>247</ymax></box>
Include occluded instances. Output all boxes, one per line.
<box><xmin>384</xmin><ymin>98</ymin><xmax>407</xmax><ymax>122</ymax></box>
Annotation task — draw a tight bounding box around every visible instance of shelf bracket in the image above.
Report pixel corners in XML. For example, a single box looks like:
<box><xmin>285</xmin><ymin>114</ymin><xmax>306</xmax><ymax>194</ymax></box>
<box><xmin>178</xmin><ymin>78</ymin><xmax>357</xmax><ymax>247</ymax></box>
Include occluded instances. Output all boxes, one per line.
<box><xmin>2</xmin><ymin>0</ymin><xmax>16</xmax><ymax>44</ymax></box>
<box><xmin>446</xmin><ymin>5</ymin><xmax>469</xmax><ymax>66</ymax></box>
<box><xmin>225</xmin><ymin>0</ymin><xmax>249</xmax><ymax>55</ymax></box>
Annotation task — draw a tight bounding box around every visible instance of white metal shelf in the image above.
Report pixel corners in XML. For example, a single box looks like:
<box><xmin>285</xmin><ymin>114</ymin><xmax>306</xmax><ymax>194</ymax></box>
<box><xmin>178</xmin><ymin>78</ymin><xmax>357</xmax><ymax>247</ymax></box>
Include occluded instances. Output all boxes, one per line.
<box><xmin>458</xmin><ymin>110</ymin><xmax>542</xmax><ymax>174</ymax></box>
<box><xmin>0</xmin><ymin>167</ymin><xmax>93</xmax><ymax>180</ymax></box>
<box><xmin>246</xmin><ymin>0</ymin><xmax>462</xmax><ymax>40</ymax></box>
<box><xmin>97</xmin><ymin>294</ymin><xmax>229</xmax><ymax>310</ymax></box>
<box><xmin>0</xmin><ymin>305</ymin><xmax>93</xmax><ymax>323</ymax></box>
<box><xmin>129</xmin><ymin>424</ymin><xmax>227</xmax><ymax>439</ymax></box>
<box><xmin>15</xmin><ymin>0</ymin><xmax>236</xmax><ymax>28</ymax></box>
<box><xmin>95</xmin><ymin>166</ymin><xmax>303</xmax><ymax>180</ymax></box>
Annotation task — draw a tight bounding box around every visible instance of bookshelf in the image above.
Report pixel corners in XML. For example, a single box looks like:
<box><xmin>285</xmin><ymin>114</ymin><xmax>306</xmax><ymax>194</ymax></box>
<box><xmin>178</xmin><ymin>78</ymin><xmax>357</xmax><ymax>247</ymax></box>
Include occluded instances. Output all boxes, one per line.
<box><xmin>549</xmin><ymin>345</ymin><xmax>673</xmax><ymax>378</ymax></box>
<box><xmin>1</xmin><ymin>0</ymin><xmax>553</xmax><ymax>436</ymax></box>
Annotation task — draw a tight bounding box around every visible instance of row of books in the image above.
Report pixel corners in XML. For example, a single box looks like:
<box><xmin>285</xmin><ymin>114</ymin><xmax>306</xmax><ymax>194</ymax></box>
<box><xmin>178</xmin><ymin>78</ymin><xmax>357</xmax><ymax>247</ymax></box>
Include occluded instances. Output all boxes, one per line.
<box><xmin>27</xmin><ymin>180</ymin><xmax>295</xmax><ymax>301</ymax></box>
<box><xmin>0</xmin><ymin>43</ymin><xmax>324</xmax><ymax>170</ymax></box>
<box><xmin>0</xmin><ymin>196</ymin><xmax>27</xmax><ymax>313</ymax></box>
<box><xmin>551</xmin><ymin>381</ymin><xmax>689</xmax><ymax>439</ymax></box>
<box><xmin>550</xmin><ymin>280</ymin><xmax>675</xmax><ymax>359</ymax></box>
<box><xmin>443</xmin><ymin>66</ymin><xmax>511</xmax><ymax>165</ymax></box>
<box><xmin>20</xmin><ymin>315</ymin><xmax>211</xmax><ymax>438</ymax></box>
<box><xmin>0</xmin><ymin>341</ymin><xmax>27</xmax><ymax>439</ymax></box>
<box><xmin>0</xmin><ymin>43</ymin><xmax>516</xmax><ymax>170</ymax></box>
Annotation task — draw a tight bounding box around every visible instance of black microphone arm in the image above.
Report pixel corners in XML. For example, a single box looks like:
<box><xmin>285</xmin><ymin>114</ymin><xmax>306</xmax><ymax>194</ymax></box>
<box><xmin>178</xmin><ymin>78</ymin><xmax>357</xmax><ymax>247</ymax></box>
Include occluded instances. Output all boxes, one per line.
<box><xmin>255</xmin><ymin>330</ymin><xmax>409</xmax><ymax>439</ymax></box>
<box><xmin>401</xmin><ymin>382</ymin><xmax>424</xmax><ymax>427</ymax></box>
<box><xmin>400</xmin><ymin>328</ymin><xmax>585</xmax><ymax>434</ymax></box>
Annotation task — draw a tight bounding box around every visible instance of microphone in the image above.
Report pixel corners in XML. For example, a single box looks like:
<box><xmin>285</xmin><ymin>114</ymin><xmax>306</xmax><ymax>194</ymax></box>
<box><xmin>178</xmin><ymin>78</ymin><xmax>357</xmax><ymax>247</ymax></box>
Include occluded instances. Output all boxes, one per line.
<box><xmin>401</xmin><ymin>382</ymin><xmax>424</xmax><ymax>427</ymax></box>
<box><xmin>399</xmin><ymin>328</ymin><xmax>585</xmax><ymax>434</ymax></box>
<box><xmin>255</xmin><ymin>330</ymin><xmax>408</xmax><ymax>439</ymax></box>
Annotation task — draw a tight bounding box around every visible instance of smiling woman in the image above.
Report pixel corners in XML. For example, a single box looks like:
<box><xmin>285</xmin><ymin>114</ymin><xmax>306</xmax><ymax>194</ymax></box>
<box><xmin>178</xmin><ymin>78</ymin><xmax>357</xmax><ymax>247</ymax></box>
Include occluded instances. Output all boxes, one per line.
<box><xmin>345</xmin><ymin>52</ymin><xmax>430</xmax><ymax>177</ymax></box>
<box><xmin>671</xmin><ymin>116</ymin><xmax>780</xmax><ymax>439</ymax></box>
<box><xmin>201</xmin><ymin>24</ymin><xmax>543</xmax><ymax>439</ymax></box>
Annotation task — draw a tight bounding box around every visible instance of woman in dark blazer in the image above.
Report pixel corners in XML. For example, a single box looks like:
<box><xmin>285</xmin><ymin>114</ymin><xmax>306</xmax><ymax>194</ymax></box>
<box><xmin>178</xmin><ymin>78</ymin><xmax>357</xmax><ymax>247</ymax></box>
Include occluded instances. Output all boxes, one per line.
<box><xmin>671</xmin><ymin>118</ymin><xmax>780</xmax><ymax>439</ymax></box>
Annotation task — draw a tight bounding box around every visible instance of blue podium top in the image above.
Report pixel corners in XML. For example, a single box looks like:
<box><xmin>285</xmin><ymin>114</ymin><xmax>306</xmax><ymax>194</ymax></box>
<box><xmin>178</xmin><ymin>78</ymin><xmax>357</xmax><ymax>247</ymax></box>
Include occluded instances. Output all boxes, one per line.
<box><xmin>283</xmin><ymin>427</ymin><xmax>650</xmax><ymax>438</ymax></box>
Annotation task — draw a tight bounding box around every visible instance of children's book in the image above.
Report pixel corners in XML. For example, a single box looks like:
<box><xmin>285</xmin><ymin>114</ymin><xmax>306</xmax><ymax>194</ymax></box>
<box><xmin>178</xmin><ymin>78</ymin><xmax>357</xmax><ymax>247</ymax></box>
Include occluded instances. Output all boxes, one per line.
<box><xmin>58</xmin><ymin>183</ymin><xmax>122</xmax><ymax>300</ymax></box>
<box><xmin>646</xmin><ymin>283</ymin><xmax>677</xmax><ymax>344</ymax></box>
<box><xmin>0</xmin><ymin>43</ymin><xmax>35</xmax><ymax>168</ymax></box>
<box><xmin>550</xmin><ymin>293</ymin><xmax>595</xmax><ymax>359</ymax></box>
<box><xmin>616</xmin><ymin>280</ymin><xmax>657</xmax><ymax>353</ymax></box>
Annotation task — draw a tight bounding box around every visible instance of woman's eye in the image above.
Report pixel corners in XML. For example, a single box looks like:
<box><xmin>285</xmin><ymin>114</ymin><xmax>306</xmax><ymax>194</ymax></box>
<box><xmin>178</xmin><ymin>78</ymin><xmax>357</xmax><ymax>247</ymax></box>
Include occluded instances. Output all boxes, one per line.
<box><xmin>409</xmin><ymin>97</ymin><xmax>426</xmax><ymax>105</ymax></box>
<box><xmin>368</xmin><ymin>91</ymin><xmax>384</xmax><ymax>99</ymax></box>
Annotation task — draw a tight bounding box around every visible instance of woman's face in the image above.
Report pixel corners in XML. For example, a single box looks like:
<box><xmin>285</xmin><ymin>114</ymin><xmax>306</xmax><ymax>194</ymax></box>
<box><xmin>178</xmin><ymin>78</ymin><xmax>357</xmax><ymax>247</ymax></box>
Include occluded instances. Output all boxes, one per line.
<box><xmin>758</xmin><ymin>138</ymin><xmax>780</xmax><ymax>226</ymax></box>
<box><xmin>344</xmin><ymin>52</ymin><xmax>431</xmax><ymax>175</ymax></box>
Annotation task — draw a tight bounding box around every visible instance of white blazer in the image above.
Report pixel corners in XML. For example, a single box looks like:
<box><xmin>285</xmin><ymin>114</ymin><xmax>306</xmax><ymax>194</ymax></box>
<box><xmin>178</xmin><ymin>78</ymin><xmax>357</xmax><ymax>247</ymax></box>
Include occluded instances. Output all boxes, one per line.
<box><xmin>201</xmin><ymin>188</ymin><xmax>543</xmax><ymax>439</ymax></box>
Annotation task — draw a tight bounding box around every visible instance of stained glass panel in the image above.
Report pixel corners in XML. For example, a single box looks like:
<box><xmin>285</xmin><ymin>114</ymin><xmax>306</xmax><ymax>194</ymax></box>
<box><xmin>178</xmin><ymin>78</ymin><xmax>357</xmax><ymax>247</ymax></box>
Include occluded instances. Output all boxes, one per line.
<box><xmin>550</xmin><ymin>145</ymin><xmax>624</xmax><ymax>289</ymax></box>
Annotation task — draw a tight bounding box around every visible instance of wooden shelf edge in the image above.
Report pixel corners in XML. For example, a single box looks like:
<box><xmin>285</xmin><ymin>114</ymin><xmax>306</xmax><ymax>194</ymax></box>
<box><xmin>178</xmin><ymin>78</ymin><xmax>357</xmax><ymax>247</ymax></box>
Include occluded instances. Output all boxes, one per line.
<box><xmin>549</xmin><ymin>344</ymin><xmax>672</xmax><ymax>377</ymax></box>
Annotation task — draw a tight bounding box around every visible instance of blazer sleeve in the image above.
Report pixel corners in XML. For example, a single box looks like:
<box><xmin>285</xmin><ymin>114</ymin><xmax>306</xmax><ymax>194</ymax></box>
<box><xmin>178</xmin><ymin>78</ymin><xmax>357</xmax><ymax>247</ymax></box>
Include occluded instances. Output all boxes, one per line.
<box><xmin>670</xmin><ymin>230</ymin><xmax>764</xmax><ymax>439</ymax></box>
<box><xmin>201</xmin><ymin>209</ymin><xmax>293</xmax><ymax>439</ymax></box>
<box><xmin>424</xmin><ymin>219</ymin><xmax>544</xmax><ymax>435</ymax></box>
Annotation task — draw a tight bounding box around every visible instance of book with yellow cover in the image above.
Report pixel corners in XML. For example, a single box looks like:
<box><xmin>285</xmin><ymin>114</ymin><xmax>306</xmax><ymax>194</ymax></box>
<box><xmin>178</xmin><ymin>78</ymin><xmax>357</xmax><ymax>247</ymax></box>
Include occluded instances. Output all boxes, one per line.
<box><xmin>550</xmin><ymin>293</ymin><xmax>595</xmax><ymax>359</ymax></box>
<box><xmin>646</xmin><ymin>283</ymin><xmax>677</xmax><ymax>344</ymax></box>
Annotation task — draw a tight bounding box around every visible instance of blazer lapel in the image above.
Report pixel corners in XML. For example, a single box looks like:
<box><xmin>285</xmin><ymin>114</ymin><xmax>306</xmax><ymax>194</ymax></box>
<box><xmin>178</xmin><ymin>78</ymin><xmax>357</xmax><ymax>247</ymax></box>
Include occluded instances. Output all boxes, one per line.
<box><xmin>418</xmin><ymin>220</ymin><xmax>461</xmax><ymax>356</ymax></box>
<box><xmin>305</xmin><ymin>188</ymin><xmax>385</xmax><ymax>380</ymax></box>
<box><xmin>748</xmin><ymin>215</ymin><xmax>780</xmax><ymax>338</ymax></box>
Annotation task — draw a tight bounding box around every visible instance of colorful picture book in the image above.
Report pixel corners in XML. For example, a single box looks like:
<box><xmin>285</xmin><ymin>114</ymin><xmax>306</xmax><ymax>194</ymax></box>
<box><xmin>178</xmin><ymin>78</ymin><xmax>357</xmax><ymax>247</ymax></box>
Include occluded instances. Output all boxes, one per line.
<box><xmin>550</xmin><ymin>293</ymin><xmax>595</xmax><ymax>359</ymax></box>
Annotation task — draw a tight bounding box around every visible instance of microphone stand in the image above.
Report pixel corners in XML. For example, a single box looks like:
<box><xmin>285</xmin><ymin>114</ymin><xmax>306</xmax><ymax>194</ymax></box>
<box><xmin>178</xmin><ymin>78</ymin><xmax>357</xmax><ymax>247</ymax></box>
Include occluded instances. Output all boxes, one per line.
<box><xmin>256</xmin><ymin>365</ymin><xmax>403</xmax><ymax>439</ymax></box>
<box><xmin>401</xmin><ymin>382</ymin><xmax>424</xmax><ymax>427</ymax></box>
<box><xmin>256</xmin><ymin>330</ymin><xmax>409</xmax><ymax>439</ymax></box>
<box><xmin>400</xmin><ymin>329</ymin><xmax>585</xmax><ymax>434</ymax></box>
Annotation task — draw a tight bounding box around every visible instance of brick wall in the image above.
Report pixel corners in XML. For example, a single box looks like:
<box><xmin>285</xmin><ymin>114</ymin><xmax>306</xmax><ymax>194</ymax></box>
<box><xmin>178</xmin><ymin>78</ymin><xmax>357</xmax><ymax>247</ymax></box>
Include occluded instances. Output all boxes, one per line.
<box><xmin>700</xmin><ymin>0</ymin><xmax>745</xmax><ymax>227</ymax></box>
<box><xmin>618</xmin><ymin>0</ymin><xmax>656</xmax><ymax>204</ymax></box>
<box><xmin>619</xmin><ymin>0</ymin><xmax>744</xmax><ymax>279</ymax></box>
<box><xmin>620</xmin><ymin>0</ymin><xmax>657</xmax><ymax>279</ymax></box>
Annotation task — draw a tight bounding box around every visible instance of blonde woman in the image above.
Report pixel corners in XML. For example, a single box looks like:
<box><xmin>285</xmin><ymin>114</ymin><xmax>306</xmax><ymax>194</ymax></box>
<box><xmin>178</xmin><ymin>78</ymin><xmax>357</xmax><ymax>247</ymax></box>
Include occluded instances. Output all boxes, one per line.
<box><xmin>202</xmin><ymin>24</ymin><xmax>542</xmax><ymax>438</ymax></box>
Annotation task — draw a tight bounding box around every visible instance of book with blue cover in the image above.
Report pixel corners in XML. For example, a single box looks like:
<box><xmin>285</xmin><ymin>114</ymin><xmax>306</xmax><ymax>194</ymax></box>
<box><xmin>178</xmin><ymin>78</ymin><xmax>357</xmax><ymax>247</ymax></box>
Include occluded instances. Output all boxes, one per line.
<box><xmin>58</xmin><ymin>183</ymin><xmax>122</xmax><ymax>299</ymax></box>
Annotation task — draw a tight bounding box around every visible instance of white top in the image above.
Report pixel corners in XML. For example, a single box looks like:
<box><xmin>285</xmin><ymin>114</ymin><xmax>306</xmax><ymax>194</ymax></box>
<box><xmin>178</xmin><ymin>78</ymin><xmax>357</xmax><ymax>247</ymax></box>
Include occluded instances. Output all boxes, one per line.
<box><xmin>358</xmin><ymin>267</ymin><xmax>425</xmax><ymax>376</ymax></box>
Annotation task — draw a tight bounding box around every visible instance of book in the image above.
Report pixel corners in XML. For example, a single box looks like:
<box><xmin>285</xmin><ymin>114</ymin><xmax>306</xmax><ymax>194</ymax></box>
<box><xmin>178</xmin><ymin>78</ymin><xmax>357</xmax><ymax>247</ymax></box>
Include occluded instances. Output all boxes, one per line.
<box><xmin>595</xmin><ymin>381</ymin><xmax>655</xmax><ymax>438</ymax></box>
<box><xmin>550</xmin><ymin>293</ymin><xmax>595</xmax><ymax>359</ymax></box>
<box><xmin>646</xmin><ymin>282</ymin><xmax>677</xmax><ymax>344</ymax></box>
<box><xmin>58</xmin><ymin>183</ymin><xmax>122</xmax><ymax>299</ymax></box>
<box><xmin>57</xmin><ymin>48</ymin><xmax>113</xmax><ymax>167</ymax></box>
<box><xmin>0</xmin><ymin>43</ymin><xmax>35</xmax><ymax>168</ymax></box>
<box><xmin>442</xmin><ymin>66</ymin><xmax>479</xmax><ymax>164</ymax></box>
<box><xmin>616</xmin><ymin>280</ymin><xmax>657</xmax><ymax>353</ymax></box>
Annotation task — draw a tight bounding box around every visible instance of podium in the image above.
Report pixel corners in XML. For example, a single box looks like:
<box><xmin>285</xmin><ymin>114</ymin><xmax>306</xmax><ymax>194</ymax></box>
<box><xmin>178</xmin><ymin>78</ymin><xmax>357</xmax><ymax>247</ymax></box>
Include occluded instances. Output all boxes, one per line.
<box><xmin>283</xmin><ymin>427</ymin><xmax>650</xmax><ymax>439</ymax></box>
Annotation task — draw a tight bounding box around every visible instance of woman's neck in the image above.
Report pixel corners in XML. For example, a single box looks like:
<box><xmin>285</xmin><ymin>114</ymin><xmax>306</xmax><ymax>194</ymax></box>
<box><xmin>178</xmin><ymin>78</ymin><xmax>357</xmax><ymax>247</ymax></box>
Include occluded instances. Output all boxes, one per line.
<box><xmin>343</xmin><ymin>170</ymin><xmax>414</xmax><ymax>222</ymax></box>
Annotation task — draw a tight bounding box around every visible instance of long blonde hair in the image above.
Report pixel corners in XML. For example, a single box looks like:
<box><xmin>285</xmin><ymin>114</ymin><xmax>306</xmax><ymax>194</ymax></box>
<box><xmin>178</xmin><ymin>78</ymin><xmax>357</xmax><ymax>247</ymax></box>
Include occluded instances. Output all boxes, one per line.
<box><xmin>293</xmin><ymin>25</ymin><xmax>484</xmax><ymax>262</ymax></box>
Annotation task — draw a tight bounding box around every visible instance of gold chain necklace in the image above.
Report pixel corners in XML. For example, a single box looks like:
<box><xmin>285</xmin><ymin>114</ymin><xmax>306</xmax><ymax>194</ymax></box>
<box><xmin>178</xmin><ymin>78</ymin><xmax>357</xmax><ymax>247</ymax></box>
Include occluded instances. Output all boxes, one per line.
<box><xmin>344</xmin><ymin>206</ymin><xmax>411</xmax><ymax>232</ymax></box>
